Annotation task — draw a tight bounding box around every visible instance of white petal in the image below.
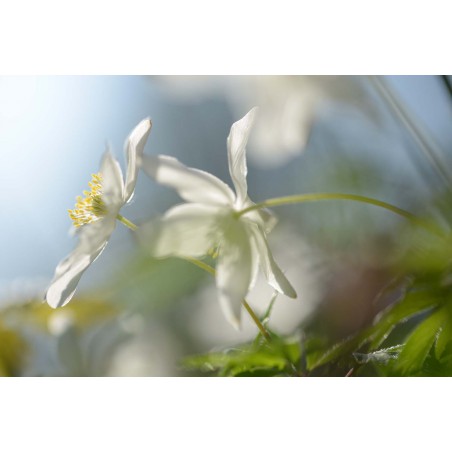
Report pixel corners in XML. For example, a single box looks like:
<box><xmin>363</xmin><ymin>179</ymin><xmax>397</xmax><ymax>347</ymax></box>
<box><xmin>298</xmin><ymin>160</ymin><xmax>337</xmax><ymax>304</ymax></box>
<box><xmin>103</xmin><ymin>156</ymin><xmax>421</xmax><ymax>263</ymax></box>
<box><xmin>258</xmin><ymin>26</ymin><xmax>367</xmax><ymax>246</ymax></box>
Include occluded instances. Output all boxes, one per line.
<box><xmin>241</xmin><ymin>195</ymin><xmax>278</xmax><ymax>234</ymax></box>
<box><xmin>247</xmin><ymin>223</ymin><xmax>297</xmax><ymax>298</ymax></box>
<box><xmin>248</xmin><ymin>232</ymin><xmax>260</xmax><ymax>294</ymax></box>
<box><xmin>137</xmin><ymin>203</ymin><xmax>222</xmax><ymax>258</ymax></box>
<box><xmin>100</xmin><ymin>151</ymin><xmax>124</xmax><ymax>209</ymax></box>
<box><xmin>124</xmin><ymin>118</ymin><xmax>152</xmax><ymax>203</ymax></box>
<box><xmin>141</xmin><ymin>154</ymin><xmax>235</xmax><ymax>206</ymax></box>
<box><xmin>216</xmin><ymin>220</ymin><xmax>254</xmax><ymax>329</ymax></box>
<box><xmin>45</xmin><ymin>219</ymin><xmax>116</xmax><ymax>308</ymax></box>
<box><xmin>227</xmin><ymin>107</ymin><xmax>258</xmax><ymax>208</ymax></box>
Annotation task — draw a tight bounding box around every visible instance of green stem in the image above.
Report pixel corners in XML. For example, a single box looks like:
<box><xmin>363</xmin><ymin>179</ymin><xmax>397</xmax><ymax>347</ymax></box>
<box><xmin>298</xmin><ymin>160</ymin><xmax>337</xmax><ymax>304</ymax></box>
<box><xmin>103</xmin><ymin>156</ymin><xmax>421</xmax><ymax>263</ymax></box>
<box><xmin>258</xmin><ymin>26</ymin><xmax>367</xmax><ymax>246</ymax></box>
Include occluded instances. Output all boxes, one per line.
<box><xmin>117</xmin><ymin>214</ymin><xmax>137</xmax><ymax>231</ymax></box>
<box><xmin>242</xmin><ymin>299</ymin><xmax>272</xmax><ymax>342</ymax></box>
<box><xmin>186</xmin><ymin>257</ymin><xmax>272</xmax><ymax>342</ymax></box>
<box><xmin>236</xmin><ymin>193</ymin><xmax>443</xmax><ymax>237</ymax></box>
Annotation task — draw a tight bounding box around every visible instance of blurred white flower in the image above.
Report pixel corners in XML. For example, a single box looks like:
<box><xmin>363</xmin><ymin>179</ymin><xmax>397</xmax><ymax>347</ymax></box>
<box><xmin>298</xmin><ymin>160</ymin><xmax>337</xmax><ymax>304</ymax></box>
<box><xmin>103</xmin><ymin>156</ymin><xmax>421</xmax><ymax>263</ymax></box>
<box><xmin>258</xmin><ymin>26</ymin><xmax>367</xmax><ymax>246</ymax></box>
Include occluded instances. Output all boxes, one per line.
<box><xmin>47</xmin><ymin>310</ymin><xmax>131</xmax><ymax>377</ymax></box>
<box><xmin>45</xmin><ymin>119</ymin><xmax>152</xmax><ymax>309</ymax></box>
<box><xmin>155</xmin><ymin>75</ymin><xmax>375</xmax><ymax>167</ymax></box>
<box><xmin>139</xmin><ymin>108</ymin><xmax>296</xmax><ymax>329</ymax></box>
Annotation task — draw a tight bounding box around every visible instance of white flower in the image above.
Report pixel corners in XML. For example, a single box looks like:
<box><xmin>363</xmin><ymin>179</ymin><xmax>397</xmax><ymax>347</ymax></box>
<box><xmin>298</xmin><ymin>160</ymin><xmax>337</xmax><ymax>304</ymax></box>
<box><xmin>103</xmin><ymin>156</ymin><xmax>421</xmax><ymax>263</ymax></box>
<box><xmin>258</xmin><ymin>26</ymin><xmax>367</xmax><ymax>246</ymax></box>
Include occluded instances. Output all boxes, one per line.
<box><xmin>45</xmin><ymin>119</ymin><xmax>152</xmax><ymax>309</ymax></box>
<box><xmin>138</xmin><ymin>108</ymin><xmax>296</xmax><ymax>328</ymax></box>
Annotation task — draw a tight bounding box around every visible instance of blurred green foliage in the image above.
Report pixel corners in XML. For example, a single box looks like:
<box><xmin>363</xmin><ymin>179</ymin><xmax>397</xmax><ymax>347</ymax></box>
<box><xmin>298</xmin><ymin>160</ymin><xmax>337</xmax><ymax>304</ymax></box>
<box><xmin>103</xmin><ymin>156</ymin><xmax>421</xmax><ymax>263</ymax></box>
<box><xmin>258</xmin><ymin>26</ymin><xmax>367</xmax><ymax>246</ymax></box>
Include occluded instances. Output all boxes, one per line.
<box><xmin>0</xmin><ymin>321</ymin><xmax>26</xmax><ymax>376</ymax></box>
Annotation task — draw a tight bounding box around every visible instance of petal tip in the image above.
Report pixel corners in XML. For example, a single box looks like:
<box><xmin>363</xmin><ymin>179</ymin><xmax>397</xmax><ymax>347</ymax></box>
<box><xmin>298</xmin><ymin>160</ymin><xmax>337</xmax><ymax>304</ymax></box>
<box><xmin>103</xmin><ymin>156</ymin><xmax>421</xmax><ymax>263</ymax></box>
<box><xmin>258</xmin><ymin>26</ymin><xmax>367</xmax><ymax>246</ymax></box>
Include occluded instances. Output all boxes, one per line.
<box><xmin>44</xmin><ymin>289</ymin><xmax>74</xmax><ymax>309</ymax></box>
<box><xmin>248</xmin><ymin>106</ymin><xmax>259</xmax><ymax>116</ymax></box>
<box><xmin>241</xmin><ymin>106</ymin><xmax>259</xmax><ymax>125</ymax></box>
<box><xmin>44</xmin><ymin>280</ymin><xmax>77</xmax><ymax>308</ymax></box>
<box><xmin>130</xmin><ymin>117</ymin><xmax>153</xmax><ymax>143</ymax></box>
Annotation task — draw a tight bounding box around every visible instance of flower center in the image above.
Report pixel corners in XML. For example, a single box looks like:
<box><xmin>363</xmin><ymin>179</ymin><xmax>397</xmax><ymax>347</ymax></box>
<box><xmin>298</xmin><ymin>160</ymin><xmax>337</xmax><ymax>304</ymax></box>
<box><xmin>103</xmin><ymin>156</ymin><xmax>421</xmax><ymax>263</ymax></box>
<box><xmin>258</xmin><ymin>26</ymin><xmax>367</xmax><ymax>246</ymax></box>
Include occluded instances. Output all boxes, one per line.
<box><xmin>68</xmin><ymin>173</ymin><xmax>108</xmax><ymax>228</ymax></box>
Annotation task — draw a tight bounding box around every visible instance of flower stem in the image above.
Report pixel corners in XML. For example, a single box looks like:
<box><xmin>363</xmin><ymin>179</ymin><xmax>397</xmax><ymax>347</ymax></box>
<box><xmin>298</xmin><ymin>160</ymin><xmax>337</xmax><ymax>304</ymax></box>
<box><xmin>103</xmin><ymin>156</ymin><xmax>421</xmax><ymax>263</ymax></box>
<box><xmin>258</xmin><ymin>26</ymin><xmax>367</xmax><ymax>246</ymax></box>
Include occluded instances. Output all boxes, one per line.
<box><xmin>116</xmin><ymin>214</ymin><xmax>137</xmax><ymax>231</ymax></box>
<box><xmin>185</xmin><ymin>257</ymin><xmax>272</xmax><ymax>342</ymax></box>
<box><xmin>241</xmin><ymin>299</ymin><xmax>272</xmax><ymax>342</ymax></box>
<box><xmin>236</xmin><ymin>192</ymin><xmax>443</xmax><ymax>237</ymax></box>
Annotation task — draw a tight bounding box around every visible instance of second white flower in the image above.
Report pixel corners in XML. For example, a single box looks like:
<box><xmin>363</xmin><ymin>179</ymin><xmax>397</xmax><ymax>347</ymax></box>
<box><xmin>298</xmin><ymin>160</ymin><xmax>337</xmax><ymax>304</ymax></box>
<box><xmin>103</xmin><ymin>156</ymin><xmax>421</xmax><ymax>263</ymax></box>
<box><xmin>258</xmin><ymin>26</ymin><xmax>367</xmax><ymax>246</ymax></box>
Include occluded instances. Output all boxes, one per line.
<box><xmin>138</xmin><ymin>108</ymin><xmax>296</xmax><ymax>328</ymax></box>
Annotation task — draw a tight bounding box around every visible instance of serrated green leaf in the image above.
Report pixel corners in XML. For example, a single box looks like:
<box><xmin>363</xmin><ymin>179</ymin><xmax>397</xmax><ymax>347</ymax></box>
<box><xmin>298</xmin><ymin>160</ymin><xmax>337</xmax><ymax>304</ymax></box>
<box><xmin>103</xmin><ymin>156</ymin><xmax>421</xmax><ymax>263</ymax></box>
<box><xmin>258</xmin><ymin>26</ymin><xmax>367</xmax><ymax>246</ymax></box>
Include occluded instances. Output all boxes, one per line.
<box><xmin>369</xmin><ymin>290</ymin><xmax>441</xmax><ymax>349</ymax></box>
<box><xmin>394</xmin><ymin>308</ymin><xmax>446</xmax><ymax>376</ymax></box>
<box><xmin>307</xmin><ymin>290</ymin><xmax>441</xmax><ymax>371</ymax></box>
<box><xmin>282</xmin><ymin>341</ymin><xmax>302</xmax><ymax>364</ymax></box>
<box><xmin>183</xmin><ymin>337</ymin><xmax>301</xmax><ymax>376</ymax></box>
<box><xmin>307</xmin><ymin>332</ymin><xmax>368</xmax><ymax>371</ymax></box>
<box><xmin>353</xmin><ymin>345</ymin><xmax>403</xmax><ymax>365</ymax></box>
<box><xmin>231</xmin><ymin>368</ymin><xmax>284</xmax><ymax>377</ymax></box>
<box><xmin>183</xmin><ymin>351</ymin><xmax>233</xmax><ymax>373</ymax></box>
<box><xmin>220</xmin><ymin>351</ymin><xmax>288</xmax><ymax>376</ymax></box>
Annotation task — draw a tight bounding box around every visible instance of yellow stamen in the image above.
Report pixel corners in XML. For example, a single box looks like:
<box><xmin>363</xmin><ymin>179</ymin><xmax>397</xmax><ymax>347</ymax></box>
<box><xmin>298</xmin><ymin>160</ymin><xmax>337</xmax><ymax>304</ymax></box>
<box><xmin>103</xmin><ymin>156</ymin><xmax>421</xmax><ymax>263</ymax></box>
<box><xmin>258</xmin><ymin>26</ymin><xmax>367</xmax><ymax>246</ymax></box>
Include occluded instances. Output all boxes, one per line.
<box><xmin>68</xmin><ymin>173</ymin><xmax>108</xmax><ymax>227</ymax></box>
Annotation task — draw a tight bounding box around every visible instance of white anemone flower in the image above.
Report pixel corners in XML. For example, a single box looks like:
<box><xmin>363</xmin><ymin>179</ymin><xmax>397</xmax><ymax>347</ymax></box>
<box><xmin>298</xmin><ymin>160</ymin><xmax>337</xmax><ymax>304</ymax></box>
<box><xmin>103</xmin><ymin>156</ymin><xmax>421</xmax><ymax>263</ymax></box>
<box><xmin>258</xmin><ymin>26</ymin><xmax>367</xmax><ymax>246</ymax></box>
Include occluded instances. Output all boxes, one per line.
<box><xmin>45</xmin><ymin>119</ymin><xmax>152</xmax><ymax>309</ymax></box>
<box><xmin>139</xmin><ymin>108</ymin><xmax>296</xmax><ymax>328</ymax></box>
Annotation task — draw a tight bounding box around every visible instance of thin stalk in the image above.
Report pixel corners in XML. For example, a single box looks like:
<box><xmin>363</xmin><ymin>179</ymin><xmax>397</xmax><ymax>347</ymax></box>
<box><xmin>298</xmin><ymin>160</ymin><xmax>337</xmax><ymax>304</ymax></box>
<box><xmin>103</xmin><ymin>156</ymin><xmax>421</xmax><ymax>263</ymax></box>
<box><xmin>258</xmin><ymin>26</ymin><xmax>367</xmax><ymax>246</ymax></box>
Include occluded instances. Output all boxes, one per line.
<box><xmin>117</xmin><ymin>214</ymin><xmax>137</xmax><ymax>231</ymax></box>
<box><xmin>186</xmin><ymin>257</ymin><xmax>272</xmax><ymax>342</ymax></box>
<box><xmin>242</xmin><ymin>299</ymin><xmax>272</xmax><ymax>342</ymax></box>
<box><xmin>185</xmin><ymin>257</ymin><xmax>215</xmax><ymax>276</ymax></box>
<box><xmin>236</xmin><ymin>192</ymin><xmax>443</xmax><ymax>238</ymax></box>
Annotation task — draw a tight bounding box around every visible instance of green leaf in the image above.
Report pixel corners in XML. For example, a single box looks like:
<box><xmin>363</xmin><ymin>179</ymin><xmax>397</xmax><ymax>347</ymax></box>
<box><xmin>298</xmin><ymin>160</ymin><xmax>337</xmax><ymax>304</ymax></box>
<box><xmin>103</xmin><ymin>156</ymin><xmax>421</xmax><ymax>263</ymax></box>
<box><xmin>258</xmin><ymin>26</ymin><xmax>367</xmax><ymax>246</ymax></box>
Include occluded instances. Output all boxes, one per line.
<box><xmin>369</xmin><ymin>290</ymin><xmax>441</xmax><ymax>349</ymax></box>
<box><xmin>353</xmin><ymin>345</ymin><xmax>403</xmax><ymax>365</ymax></box>
<box><xmin>435</xmin><ymin>307</ymin><xmax>452</xmax><ymax>359</ymax></box>
<box><xmin>306</xmin><ymin>331</ymin><xmax>368</xmax><ymax>371</ymax></box>
<box><xmin>394</xmin><ymin>308</ymin><xmax>446</xmax><ymax>376</ymax></box>
<box><xmin>183</xmin><ymin>351</ymin><xmax>232</xmax><ymax>374</ymax></box>
<box><xmin>183</xmin><ymin>337</ymin><xmax>302</xmax><ymax>377</ymax></box>
<box><xmin>307</xmin><ymin>290</ymin><xmax>441</xmax><ymax>371</ymax></box>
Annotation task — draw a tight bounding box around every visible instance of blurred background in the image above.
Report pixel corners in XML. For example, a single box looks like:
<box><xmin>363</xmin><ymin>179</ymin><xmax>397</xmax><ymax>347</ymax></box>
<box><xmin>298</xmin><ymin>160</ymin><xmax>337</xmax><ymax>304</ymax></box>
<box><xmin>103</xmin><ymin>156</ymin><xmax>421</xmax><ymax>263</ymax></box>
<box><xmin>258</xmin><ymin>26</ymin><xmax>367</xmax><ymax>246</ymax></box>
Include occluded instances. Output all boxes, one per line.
<box><xmin>1</xmin><ymin>75</ymin><xmax>452</xmax><ymax>376</ymax></box>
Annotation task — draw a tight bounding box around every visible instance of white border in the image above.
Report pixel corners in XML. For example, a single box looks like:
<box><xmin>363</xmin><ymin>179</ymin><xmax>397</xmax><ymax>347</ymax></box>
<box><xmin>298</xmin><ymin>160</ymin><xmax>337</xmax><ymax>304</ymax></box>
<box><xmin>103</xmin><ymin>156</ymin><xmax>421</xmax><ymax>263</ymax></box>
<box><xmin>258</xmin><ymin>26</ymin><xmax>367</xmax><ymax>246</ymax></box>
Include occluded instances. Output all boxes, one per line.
<box><xmin>1</xmin><ymin>0</ymin><xmax>451</xmax><ymax>73</ymax></box>
<box><xmin>1</xmin><ymin>378</ymin><xmax>449</xmax><ymax>451</ymax></box>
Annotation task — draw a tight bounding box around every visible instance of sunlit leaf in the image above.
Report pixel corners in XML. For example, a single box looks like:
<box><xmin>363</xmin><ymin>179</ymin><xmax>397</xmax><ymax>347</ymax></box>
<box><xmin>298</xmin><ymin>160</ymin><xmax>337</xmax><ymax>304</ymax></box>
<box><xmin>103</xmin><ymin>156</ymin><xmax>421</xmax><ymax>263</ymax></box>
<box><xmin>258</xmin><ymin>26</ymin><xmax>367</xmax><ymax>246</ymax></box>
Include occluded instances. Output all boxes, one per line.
<box><xmin>435</xmin><ymin>306</ymin><xmax>452</xmax><ymax>359</ymax></box>
<box><xmin>306</xmin><ymin>332</ymin><xmax>367</xmax><ymax>371</ymax></box>
<box><xmin>394</xmin><ymin>307</ymin><xmax>446</xmax><ymax>376</ymax></box>
<box><xmin>183</xmin><ymin>337</ymin><xmax>301</xmax><ymax>377</ymax></box>
<box><xmin>369</xmin><ymin>290</ymin><xmax>440</xmax><ymax>349</ymax></box>
<box><xmin>307</xmin><ymin>289</ymin><xmax>441</xmax><ymax>371</ymax></box>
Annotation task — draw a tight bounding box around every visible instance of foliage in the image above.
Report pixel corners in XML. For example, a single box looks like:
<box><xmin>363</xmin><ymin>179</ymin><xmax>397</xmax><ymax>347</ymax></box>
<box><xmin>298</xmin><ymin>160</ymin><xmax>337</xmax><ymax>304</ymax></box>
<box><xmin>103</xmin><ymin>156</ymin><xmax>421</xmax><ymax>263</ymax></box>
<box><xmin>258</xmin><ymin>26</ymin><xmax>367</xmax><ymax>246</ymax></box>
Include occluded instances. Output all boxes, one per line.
<box><xmin>183</xmin><ymin>332</ymin><xmax>303</xmax><ymax>377</ymax></box>
<box><xmin>0</xmin><ymin>321</ymin><xmax>27</xmax><ymax>376</ymax></box>
<box><xmin>182</xmin><ymin>222</ymin><xmax>452</xmax><ymax>377</ymax></box>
